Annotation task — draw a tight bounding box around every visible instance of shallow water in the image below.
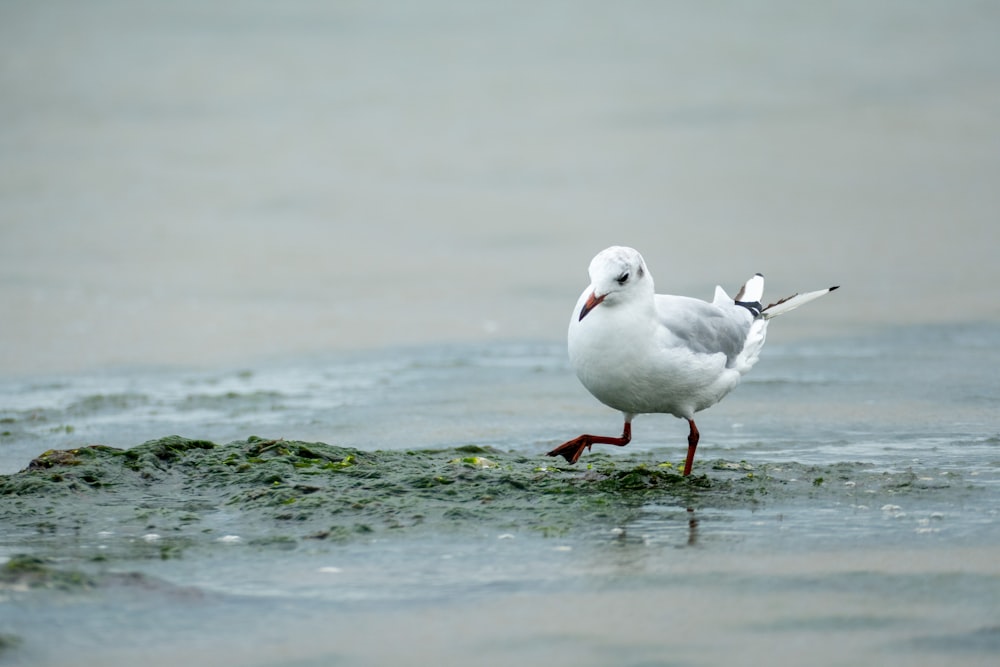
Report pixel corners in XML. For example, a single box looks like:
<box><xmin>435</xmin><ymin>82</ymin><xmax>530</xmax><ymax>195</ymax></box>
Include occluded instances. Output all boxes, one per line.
<box><xmin>2</xmin><ymin>323</ymin><xmax>997</xmax><ymax>474</ymax></box>
<box><xmin>2</xmin><ymin>324</ymin><xmax>999</xmax><ymax>666</ymax></box>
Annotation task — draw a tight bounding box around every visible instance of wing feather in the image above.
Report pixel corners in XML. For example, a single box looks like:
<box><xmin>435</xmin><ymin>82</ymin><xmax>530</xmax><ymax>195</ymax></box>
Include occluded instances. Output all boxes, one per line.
<box><xmin>654</xmin><ymin>294</ymin><xmax>750</xmax><ymax>365</ymax></box>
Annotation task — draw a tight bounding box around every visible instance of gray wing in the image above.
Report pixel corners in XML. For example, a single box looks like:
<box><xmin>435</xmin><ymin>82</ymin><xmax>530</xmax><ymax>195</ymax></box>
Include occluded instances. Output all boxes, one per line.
<box><xmin>654</xmin><ymin>294</ymin><xmax>750</xmax><ymax>366</ymax></box>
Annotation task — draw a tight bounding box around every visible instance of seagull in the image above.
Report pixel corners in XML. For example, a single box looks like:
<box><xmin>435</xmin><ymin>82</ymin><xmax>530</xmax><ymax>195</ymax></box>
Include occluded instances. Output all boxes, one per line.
<box><xmin>547</xmin><ymin>246</ymin><xmax>838</xmax><ymax>476</ymax></box>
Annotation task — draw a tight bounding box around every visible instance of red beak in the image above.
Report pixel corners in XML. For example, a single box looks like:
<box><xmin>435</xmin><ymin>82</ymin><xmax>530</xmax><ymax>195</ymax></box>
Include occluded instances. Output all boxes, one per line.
<box><xmin>578</xmin><ymin>291</ymin><xmax>606</xmax><ymax>321</ymax></box>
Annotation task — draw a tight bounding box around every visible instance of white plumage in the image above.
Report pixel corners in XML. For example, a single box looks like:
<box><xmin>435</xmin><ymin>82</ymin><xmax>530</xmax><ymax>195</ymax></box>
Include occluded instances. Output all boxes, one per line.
<box><xmin>548</xmin><ymin>246</ymin><xmax>838</xmax><ymax>475</ymax></box>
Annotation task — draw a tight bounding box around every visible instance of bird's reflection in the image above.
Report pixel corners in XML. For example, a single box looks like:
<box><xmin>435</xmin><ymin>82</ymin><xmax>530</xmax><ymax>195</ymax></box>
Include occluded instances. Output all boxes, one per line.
<box><xmin>603</xmin><ymin>505</ymin><xmax>702</xmax><ymax>571</ymax></box>
<box><xmin>686</xmin><ymin>506</ymin><xmax>699</xmax><ymax>547</ymax></box>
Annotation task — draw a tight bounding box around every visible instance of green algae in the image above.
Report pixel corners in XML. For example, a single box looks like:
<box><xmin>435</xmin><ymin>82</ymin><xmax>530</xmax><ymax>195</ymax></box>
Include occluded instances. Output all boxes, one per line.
<box><xmin>0</xmin><ymin>436</ymin><xmax>970</xmax><ymax>570</ymax></box>
<box><xmin>0</xmin><ymin>555</ymin><xmax>95</xmax><ymax>590</ymax></box>
<box><xmin>0</xmin><ymin>436</ymin><xmax>713</xmax><ymax>558</ymax></box>
<box><xmin>0</xmin><ymin>632</ymin><xmax>23</xmax><ymax>660</ymax></box>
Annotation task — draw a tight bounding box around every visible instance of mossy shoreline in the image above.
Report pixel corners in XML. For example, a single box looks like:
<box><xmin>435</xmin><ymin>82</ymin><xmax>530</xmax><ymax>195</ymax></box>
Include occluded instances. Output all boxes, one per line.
<box><xmin>1</xmin><ymin>435</ymin><xmax>718</xmax><ymax>547</ymax></box>
<box><xmin>0</xmin><ymin>435</ymin><xmax>956</xmax><ymax>573</ymax></box>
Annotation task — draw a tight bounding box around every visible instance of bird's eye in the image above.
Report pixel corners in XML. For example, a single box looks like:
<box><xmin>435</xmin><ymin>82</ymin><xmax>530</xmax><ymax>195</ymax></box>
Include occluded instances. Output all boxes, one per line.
<box><xmin>616</xmin><ymin>272</ymin><xmax>629</xmax><ymax>285</ymax></box>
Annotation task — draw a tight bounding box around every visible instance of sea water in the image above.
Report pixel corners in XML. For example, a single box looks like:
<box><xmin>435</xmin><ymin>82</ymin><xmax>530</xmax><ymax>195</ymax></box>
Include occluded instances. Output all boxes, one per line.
<box><xmin>2</xmin><ymin>1</ymin><xmax>999</xmax><ymax>665</ymax></box>
<box><xmin>1</xmin><ymin>325</ymin><xmax>999</xmax><ymax>666</ymax></box>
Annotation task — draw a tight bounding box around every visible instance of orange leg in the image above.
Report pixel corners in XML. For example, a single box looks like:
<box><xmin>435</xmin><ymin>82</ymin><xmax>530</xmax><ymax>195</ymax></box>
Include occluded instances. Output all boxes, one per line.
<box><xmin>547</xmin><ymin>422</ymin><xmax>632</xmax><ymax>464</ymax></box>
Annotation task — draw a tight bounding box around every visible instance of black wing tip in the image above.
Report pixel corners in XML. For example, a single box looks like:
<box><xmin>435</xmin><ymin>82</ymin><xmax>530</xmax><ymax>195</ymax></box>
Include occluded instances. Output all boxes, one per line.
<box><xmin>829</xmin><ymin>285</ymin><xmax>840</xmax><ymax>292</ymax></box>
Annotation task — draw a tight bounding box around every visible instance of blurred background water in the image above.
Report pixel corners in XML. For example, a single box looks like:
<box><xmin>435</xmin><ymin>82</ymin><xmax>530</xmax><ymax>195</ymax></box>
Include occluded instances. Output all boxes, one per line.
<box><xmin>2</xmin><ymin>0</ymin><xmax>998</xmax><ymax>375</ymax></box>
<box><xmin>2</xmin><ymin>2</ymin><xmax>1000</xmax><ymax>666</ymax></box>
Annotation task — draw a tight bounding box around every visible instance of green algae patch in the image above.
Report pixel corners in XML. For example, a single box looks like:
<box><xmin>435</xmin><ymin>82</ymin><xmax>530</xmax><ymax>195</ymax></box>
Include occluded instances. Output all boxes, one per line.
<box><xmin>0</xmin><ymin>437</ymin><xmax>705</xmax><ymax>554</ymax></box>
<box><xmin>0</xmin><ymin>633</ymin><xmax>22</xmax><ymax>656</ymax></box>
<box><xmin>0</xmin><ymin>436</ymin><xmax>967</xmax><ymax>565</ymax></box>
<box><xmin>449</xmin><ymin>455</ymin><xmax>499</xmax><ymax>469</ymax></box>
<box><xmin>26</xmin><ymin>445</ymin><xmax>123</xmax><ymax>470</ymax></box>
<box><xmin>0</xmin><ymin>555</ymin><xmax>95</xmax><ymax>590</ymax></box>
<box><xmin>19</xmin><ymin>445</ymin><xmax>127</xmax><ymax>490</ymax></box>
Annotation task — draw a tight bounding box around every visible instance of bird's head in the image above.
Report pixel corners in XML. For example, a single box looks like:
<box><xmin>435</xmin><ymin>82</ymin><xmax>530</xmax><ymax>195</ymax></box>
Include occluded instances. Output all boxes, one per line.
<box><xmin>578</xmin><ymin>246</ymin><xmax>652</xmax><ymax>321</ymax></box>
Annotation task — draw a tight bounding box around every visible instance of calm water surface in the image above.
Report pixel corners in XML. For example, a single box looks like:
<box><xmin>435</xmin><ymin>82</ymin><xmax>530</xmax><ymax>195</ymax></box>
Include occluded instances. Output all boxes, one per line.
<box><xmin>2</xmin><ymin>324</ymin><xmax>999</xmax><ymax>666</ymax></box>
<box><xmin>2</xmin><ymin>1</ymin><xmax>999</xmax><ymax>665</ymax></box>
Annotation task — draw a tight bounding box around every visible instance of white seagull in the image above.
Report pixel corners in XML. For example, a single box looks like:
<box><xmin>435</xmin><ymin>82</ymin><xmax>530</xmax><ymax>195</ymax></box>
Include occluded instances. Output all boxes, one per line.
<box><xmin>548</xmin><ymin>246</ymin><xmax>838</xmax><ymax>476</ymax></box>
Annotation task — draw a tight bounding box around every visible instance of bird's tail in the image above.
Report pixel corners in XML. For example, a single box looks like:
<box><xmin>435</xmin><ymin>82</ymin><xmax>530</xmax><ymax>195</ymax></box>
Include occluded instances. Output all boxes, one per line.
<box><xmin>723</xmin><ymin>274</ymin><xmax>839</xmax><ymax>373</ymax></box>
<box><xmin>732</xmin><ymin>273</ymin><xmax>766</xmax><ymax>318</ymax></box>
<box><xmin>760</xmin><ymin>285</ymin><xmax>840</xmax><ymax>320</ymax></box>
<box><xmin>722</xmin><ymin>273</ymin><xmax>839</xmax><ymax>320</ymax></box>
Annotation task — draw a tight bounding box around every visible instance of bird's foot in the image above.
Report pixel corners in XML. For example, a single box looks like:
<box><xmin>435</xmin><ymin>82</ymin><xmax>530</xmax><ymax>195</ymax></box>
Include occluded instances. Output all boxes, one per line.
<box><xmin>547</xmin><ymin>425</ymin><xmax>632</xmax><ymax>464</ymax></box>
<box><xmin>546</xmin><ymin>437</ymin><xmax>592</xmax><ymax>464</ymax></box>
